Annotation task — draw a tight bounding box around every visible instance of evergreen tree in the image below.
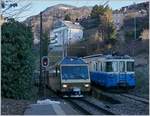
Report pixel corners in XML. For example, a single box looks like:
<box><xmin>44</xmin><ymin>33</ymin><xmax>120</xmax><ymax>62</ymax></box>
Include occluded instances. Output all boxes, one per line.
<box><xmin>91</xmin><ymin>5</ymin><xmax>116</xmax><ymax>44</ymax></box>
<box><xmin>64</xmin><ymin>14</ymin><xmax>71</xmax><ymax>21</ymax></box>
<box><xmin>1</xmin><ymin>19</ymin><xmax>35</xmax><ymax>99</ymax></box>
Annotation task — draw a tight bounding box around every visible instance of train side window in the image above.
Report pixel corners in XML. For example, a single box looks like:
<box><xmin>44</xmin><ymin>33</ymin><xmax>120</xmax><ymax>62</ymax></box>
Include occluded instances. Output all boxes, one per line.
<box><xmin>98</xmin><ymin>62</ymin><xmax>103</xmax><ymax>72</ymax></box>
<box><xmin>127</xmin><ymin>61</ymin><xmax>134</xmax><ymax>72</ymax></box>
<box><xmin>101</xmin><ymin>63</ymin><xmax>103</xmax><ymax>71</ymax></box>
<box><xmin>89</xmin><ymin>61</ymin><xmax>92</xmax><ymax>70</ymax></box>
<box><xmin>94</xmin><ymin>63</ymin><xmax>96</xmax><ymax>71</ymax></box>
<box><xmin>96</xmin><ymin>62</ymin><xmax>98</xmax><ymax>71</ymax></box>
<box><xmin>119</xmin><ymin>61</ymin><xmax>125</xmax><ymax>72</ymax></box>
<box><xmin>105</xmin><ymin>62</ymin><xmax>113</xmax><ymax>72</ymax></box>
<box><xmin>102</xmin><ymin>62</ymin><xmax>105</xmax><ymax>72</ymax></box>
<box><xmin>112</xmin><ymin>61</ymin><xmax>118</xmax><ymax>72</ymax></box>
<box><xmin>93</xmin><ymin>62</ymin><xmax>96</xmax><ymax>71</ymax></box>
<box><xmin>98</xmin><ymin>62</ymin><xmax>101</xmax><ymax>71</ymax></box>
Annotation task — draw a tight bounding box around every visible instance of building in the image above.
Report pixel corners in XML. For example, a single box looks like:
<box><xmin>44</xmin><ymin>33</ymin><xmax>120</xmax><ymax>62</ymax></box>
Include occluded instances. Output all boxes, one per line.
<box><xmin>112</xmin><ymin>1</ymin><xmax>148</xmax><ymax>31</ymax></box>
<box><xmin>49</xmin><ymin>20</ymin><xmax>83</xmax><ymax>51</ymax></box>
<box><xmin>112</xmin><ymin>12</ymin><xmax>125</xmax><ymax>31</ymax></box>
<box><xmin>112</xmin><ymin>6</ymin><xmax>147</xmax><ymax>31</ymax></box>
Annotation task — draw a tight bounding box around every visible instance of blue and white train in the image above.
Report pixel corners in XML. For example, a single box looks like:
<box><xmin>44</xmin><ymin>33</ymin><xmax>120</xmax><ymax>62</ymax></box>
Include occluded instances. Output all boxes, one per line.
<box><xmin>83</xmin><ymin>54</ymin><xmax>136</xmax><ymax>88</ymax></box>
<box><xmin>48</xmin><ymin>57</ymin><xmax>91</xmax><ymax>97</ymax></box>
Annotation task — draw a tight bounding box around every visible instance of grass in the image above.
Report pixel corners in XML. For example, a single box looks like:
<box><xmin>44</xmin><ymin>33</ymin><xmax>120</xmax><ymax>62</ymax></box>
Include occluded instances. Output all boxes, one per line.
<box><xmin>134</xmin><ymin>66</ymin><xmax>149</xmax><ymax>99</ymax></box>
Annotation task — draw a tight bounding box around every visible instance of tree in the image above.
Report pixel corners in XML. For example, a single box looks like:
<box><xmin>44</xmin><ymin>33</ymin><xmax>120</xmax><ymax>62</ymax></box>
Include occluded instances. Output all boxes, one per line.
<box><xmin>1</xmin><ymin>0</ymin><xmax>31</xmax><ymax>21</ymax></box>
<box><xmin>1</xmin><ymin>19</ymin><xmax>35</xmax><ymax>99</ymax></box>
<box><xmin>91</xmin><ymin>5</ymin><xmax>106</xmax><ymax>18</ymax></box>
<box><xmin>91</xmin><ymin>4</ymin><xmax>116</xmax><ymax>44</ymax></box>
<box><xmin>64</xmin><ymin>14</ymin><xmax>71</xmax><ymax>21</ymax></box>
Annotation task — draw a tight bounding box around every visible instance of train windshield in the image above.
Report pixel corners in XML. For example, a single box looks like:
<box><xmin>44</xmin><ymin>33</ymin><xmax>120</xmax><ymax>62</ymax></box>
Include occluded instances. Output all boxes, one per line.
<box><xmin>61</xmin><ymin>66</ymin><xmax>89</xmax><ymax>80</ymax></box>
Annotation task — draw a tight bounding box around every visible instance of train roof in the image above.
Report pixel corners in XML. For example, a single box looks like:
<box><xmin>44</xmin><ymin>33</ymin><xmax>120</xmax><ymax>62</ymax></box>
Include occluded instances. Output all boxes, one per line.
<box><xmin>105</xmin><ymin>55</ymin><xmax>133</xmax><ymax>59</ymax></box>
<box><xmin>60</xmin><ymin>57</ymin><xmax>87</xmax><ymax>65</ymax></box>
<box><xmin>83</xmin><ymin>54</ymin><xmax>133</xmax><ymax>60</ymax></box>
<box><xmin>83</xmin><ymin>54</ymin><xmax>103</xmax><ymax>59</ymax></box>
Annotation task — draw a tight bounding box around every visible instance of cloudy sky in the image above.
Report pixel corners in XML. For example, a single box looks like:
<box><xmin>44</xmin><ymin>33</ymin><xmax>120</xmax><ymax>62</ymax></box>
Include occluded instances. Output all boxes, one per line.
<box><xmin>12</xmin><ymin>0</ymin><xmax>148</xmax><ymax>21</ymax></box>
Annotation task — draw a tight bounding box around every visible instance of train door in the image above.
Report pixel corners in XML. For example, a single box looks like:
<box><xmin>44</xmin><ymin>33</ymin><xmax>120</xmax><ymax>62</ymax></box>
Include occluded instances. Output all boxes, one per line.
<box><xmin>118</xmin><ymin>61</ymin><xmax>126</xmax><ymax>85</ymax></box>
<box><xmin>98</xmin><ymin>61</ymin><xmax>102</xmax><ymax>72</ymax></box>
<box><xmin>92</xmin><ymin>61</ymin><xmax>96</xmax><ymax>72</ymax></box>
<box><xmin>89</xmin><ymin>61</ymin><xmax>93</xmax><ymax>71</ymax></box>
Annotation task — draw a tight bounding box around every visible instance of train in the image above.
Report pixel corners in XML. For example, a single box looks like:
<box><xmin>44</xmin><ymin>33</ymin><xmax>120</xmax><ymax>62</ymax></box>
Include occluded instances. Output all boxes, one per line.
<box><xmin>47</xmin><ymin>57</ymin><xmax>91</xmax><ymax>97</ymax></box>
<box><xmin>83</xmin><ymin>54</ymin><xmax>136</xmax><ymax>88</ymax></box>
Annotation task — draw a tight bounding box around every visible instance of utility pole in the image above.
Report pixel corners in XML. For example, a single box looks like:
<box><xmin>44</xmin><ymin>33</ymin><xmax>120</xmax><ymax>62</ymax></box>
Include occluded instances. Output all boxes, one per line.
<box><xmin>67</xmin><ymin>29</ymin><xmax>71</xmax><ymax>56</ymax></box>
<box><xmin>66</xmin><ymin>29</ymin><xmax>68</xmax><ymax>57</ymax></box>
<box><xmin>62</xmin><ymin>30</ymin><xmax>65</xmax><ymax>58</ymax></box>
<box><xmin>134</xmin><ymin>15</ymin><xmax>136</xmax><ymax>40</ymax></box>
<box><xmin>133</xmin><ymin>14</ymin><xmax>136</xmax><ymax>56</ymax></box>
<box><xmin>39</xmin><ymin>12</ymin><xmax>43</xmax><ymax>98</ymax></box>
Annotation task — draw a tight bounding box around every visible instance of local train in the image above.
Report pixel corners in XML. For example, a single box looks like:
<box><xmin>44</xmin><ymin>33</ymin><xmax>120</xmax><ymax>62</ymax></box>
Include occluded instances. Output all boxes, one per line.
<box><xmin>83</xmin><ymin>54</ymin><xmax>136</xmax><ymax>88</ymax></box>
<box><xmin>47</xmin><ymin>57</ymin><xmax>91</xmax><ymax>97</ymax></box>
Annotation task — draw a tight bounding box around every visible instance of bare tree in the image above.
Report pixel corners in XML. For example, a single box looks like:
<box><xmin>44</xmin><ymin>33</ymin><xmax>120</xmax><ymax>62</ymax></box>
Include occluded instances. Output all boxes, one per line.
<box><xmin>1</xmin><ymin>0</ymin><xmax>31</xmax><ymax>21</ymax></box>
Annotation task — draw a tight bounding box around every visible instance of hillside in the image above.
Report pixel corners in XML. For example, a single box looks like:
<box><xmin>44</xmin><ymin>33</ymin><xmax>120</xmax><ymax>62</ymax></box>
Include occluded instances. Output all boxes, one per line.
<box><xmin>23</xmin><ymin>4</ymin><xmax>92</xmax><ymax>40</ymax></box>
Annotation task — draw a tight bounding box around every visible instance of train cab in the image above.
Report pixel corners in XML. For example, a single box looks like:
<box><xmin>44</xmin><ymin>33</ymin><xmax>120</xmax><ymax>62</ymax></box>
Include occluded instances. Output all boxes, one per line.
<box><xmin>48</xmin><ymin>57</ymin><xmax>91</xmax><ymax>97</ymax></box>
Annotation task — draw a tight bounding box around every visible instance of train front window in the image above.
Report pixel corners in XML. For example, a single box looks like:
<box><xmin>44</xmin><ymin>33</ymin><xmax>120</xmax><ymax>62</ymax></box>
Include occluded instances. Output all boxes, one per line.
<box><xmin>127</xmin><ymin>61</ymin><xmax>134</xmax><ymax>72</ymax></box>
<box><xmin>61</xmin><ymin>66</ymin><xmax>89</xmax><ymax>79</ymax></box>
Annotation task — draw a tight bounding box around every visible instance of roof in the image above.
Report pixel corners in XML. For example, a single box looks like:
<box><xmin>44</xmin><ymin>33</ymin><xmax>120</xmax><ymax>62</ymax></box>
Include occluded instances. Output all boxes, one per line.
<box><xmin>62</xmin><ymin>21</ymin><xmax>83</xmax><ymax>29</ymax></box>
<box><xmin>53</xmin><ymin>20</ymin><xmax>83</xmax><ymax>30</ymax></box>
<box><xmin>83</xmin><ymin>54</ymin><xmax>133</xmax><ymax>60</ymax></box>
<box><xmin>105</xmin><ymin>55</ymin><xmax>133</xmax><ymax>60</ymax></box>
<box><xmin>60</xmin><ymin>57</ymin><xmax>86</xmax><ymax>65</ymax></box>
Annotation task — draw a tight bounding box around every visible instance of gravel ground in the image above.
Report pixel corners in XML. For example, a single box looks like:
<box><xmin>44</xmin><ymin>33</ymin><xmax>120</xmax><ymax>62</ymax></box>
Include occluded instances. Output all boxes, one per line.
<box><xmin>92</xmin><ymin>88</ymin><xmax>149</xmax><ymax>115</ymax></box>
<box><xmin>107</xmin><ymin>94</ymin><xmax>149</xmax><ymax>115</ymax></box>
<box><xmin>131</xmin><ymin>54</ymin><xmax>149</xmax><ymax>99</ymax></box>
<box><xmin>1</xmin><ymin>98</ymin><xmax>34</xmax><ymax>115</ymax></box>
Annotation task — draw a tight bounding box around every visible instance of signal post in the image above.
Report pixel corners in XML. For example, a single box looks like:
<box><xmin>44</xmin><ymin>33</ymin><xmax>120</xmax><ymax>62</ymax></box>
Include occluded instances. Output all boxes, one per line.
<box><xmin>41</xmin><ymin>56</ymin><xmax>49</xmax><ymax>98</ymax></box>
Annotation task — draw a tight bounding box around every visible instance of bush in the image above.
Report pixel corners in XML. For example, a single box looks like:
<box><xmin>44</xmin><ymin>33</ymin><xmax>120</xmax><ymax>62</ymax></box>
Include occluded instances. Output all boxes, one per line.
<box><xmin>1</xmin><ymin>19</ymin><xmax>35</xmax><ymax>100</ymax></box>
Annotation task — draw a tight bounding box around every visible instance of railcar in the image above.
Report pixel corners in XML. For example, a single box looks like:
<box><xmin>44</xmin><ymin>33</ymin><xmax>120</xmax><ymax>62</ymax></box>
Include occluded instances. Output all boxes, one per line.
<box><xmin>48</xmin><ymin>57</ymin><xmax>91</xmax><ymax>97</ymax></box>
<box><xmin>83</xmin><ymin>54</ymin><xmax>135</xmax><ymax>88</ymax></box>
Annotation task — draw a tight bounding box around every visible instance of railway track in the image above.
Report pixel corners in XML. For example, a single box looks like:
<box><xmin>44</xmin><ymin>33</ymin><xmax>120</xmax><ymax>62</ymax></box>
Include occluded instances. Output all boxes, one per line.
<box><xmin>67</xmin><ymin>97</ymin><xmax>116</xmax><ymax>115</ymax></box>
<box><xmin>92</xmin><ymin>86</ymin><xmax>149</xmax><ymax>104</ymax></box>
<box><xmin>120</xmin><ymin>94</ymin><xmax>149</xmax><ymax>104</ymax></box>
<box><xmin>91</xmin><ymin>86</ymin><xmax>149</xmax><ymax>115</ymax></box>
<box><xmin>45</xmin><ymin>86</ymin><xmax>148</xmax><ymax>115</ymax></box>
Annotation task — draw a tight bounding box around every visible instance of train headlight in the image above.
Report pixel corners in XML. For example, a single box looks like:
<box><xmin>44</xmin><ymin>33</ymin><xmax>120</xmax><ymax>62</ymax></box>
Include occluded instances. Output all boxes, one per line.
<box><xmin>84</xmin><ymin>84</ymin><xmax>90</xmax><ymax>87</ymax></box>
<box><xmin>62</xmin><ymin>84</ymin><xmax>68</xmax><ymax>88</ymax></box>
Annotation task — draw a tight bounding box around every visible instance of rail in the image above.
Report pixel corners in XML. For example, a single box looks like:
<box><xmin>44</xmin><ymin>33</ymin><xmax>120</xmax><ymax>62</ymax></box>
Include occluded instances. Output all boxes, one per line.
<box><xmin>67</xmin><ymin>97</ymin><xmax>116</xmax><ymax>115</ymax></box>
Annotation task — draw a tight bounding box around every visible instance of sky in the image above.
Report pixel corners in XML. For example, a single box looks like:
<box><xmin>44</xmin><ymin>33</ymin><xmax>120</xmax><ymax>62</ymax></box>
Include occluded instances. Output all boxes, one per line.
<box><xmin>13</xmin><ymin>0</ymin><xmax>149</xmax><ymax>21</ymax></box>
